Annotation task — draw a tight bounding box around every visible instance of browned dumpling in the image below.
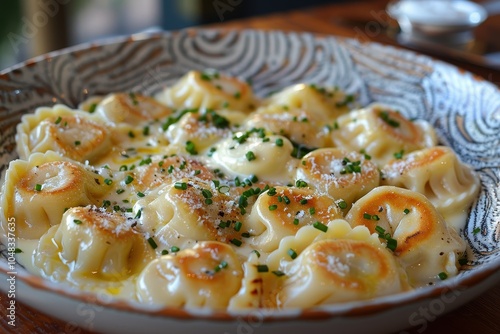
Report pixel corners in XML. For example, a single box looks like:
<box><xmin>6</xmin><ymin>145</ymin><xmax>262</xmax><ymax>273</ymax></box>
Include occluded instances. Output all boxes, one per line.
<box><xmin>346</xmin><ymin>186</ymin><xmax>466</xmax><ymax>286</ymax></box>
<box><xmin>381</xmin><ymin>146</ymin><xmax>480</xmax><ymax>231</ymax></box>
<box><xmin>35</xmin><ymin>205</ymin><xmax>154</xmax><ymax>281</ymax></box>
<box><xmin>0</xmin><ymin>152</ymin><xmax>109</xmax><ymax>239</ymax></box>
<box><xmin>136</xmin><ymin>241</ymin><xmax>243</xmax><ymax>308</ymax></box>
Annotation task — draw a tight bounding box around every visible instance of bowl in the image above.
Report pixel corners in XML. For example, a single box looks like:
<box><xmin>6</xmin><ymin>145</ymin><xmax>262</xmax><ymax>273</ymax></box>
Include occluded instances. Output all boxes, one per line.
<box><xmin>387</xmin><ymin>0</ymin><xmax>488</xmax><ymax>44</ymax></box>
<box><xmin>1</xmin><ymin>29</ymin><xmax>500</xmax><ymax>334</ymax></box>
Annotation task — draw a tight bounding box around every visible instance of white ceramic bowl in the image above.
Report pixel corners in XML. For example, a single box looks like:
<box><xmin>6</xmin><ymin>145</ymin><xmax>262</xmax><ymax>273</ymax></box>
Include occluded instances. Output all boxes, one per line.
<box><xmin>1</xmin><ymin>29</ymin><xmax>499</xmax><ymax>334</ymax></box>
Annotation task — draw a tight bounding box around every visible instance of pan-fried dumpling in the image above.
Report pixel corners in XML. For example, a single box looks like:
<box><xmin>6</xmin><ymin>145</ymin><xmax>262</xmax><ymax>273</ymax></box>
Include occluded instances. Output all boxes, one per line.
<box><xmin>381</xmin><ymin>146</ymin><xmax>481</xmax><ymax>231</ymax></box>
<box><xmin>332</xmin><ymin>104</ymin><xmax>437</xmax><ymax>166</ymax></box>
<box><xmin>211</xmin><ymin>132</ymin><xmax>296</xmax><ymax>184</ymax></box>
<box><xmin>34</xmin><ymin>205</ymin><xmax>154</xmax><ymax>281</ymax></box>
<box><xmin>296</xmin><ymin>148</ymin><xmax>380</xmax><ymax>207</ymax></box>
<box><xmin>346</xmin><ymin>186</ymin><xmax>466</xmax><ymax>286</ymax></box>
<box><xmin>156</xmin><ymin>70</ymin><xmax>257</xmax><ymax>112</ymax></box>
<box><xmin>133</xmin><ymin>155</ymin><xmax>215</xmax><ymax>193</ymax></box>
<box><xmin>139</xmin><ymin>178</ymin><xmax>247</xmax><ymax>245</ymax></box>
<box><xmin>247</xmin><ymin>186</ymin><xmax>343</xmax><ymax>252</ymax></box>
<box><xmin>165</xmin><ymin>109</ymin><xmax>247</xmax><ymax>151</ymax></box>
<box><xmin>136</xmin><ymin>241</ymin><xmax>243</xmax><ymax>308</ymax></box>
<box><xmin>16</xmin><ymin>104</ymin><xmax>112</xmax><ymax>163</ymax></box>
<box><xmin>275</xmin><ymin>238</ymin><xmax>409</xmax><ymax>307</ymax></box>
<box><xmin>0</xmin><ymin>152</ymin><xmax>110</xmax><ymax>239</ymax></box>
<box><xmin>95</xmin><ymin>92</ymin><xmax>172</xmax><ymax>124</ymax></box>
<box><xmin>266</xmin><ymin>219</ymin><xmax>379</xmax><ymax>269</ymax></box>
<box><xmin>245</xmin><ymin>104</ymin><xmax>332</xmax><ymax>148</ymax></box>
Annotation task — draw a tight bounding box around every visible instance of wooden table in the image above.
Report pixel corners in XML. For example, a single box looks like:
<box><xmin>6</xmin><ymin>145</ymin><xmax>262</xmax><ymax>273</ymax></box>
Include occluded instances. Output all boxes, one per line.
<box><xmin>1</xmin><ymin>1</ymin><xmax>499</xmax><ymax>333</ymax></box>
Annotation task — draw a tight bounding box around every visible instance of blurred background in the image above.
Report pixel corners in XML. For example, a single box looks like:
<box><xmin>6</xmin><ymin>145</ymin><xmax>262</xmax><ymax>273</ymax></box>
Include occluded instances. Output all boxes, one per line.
<box><xmin>0</xmin><ymin>0</ymin><xmax>347</xmax><ymax>70</ymax></box>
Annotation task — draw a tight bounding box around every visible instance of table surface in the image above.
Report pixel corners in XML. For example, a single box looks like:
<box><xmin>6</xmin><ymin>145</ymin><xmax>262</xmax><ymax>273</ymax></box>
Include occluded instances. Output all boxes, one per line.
<box><xmin>1</xmin><ymin>0</ymin><xmax>499</xmax><ymax>333</ymax></box>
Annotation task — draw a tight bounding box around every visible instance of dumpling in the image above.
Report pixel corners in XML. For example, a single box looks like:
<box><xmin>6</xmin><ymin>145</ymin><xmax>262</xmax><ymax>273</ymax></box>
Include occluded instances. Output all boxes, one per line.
<box><xmin>228</xmin><ymin>251</ymin><xmax>282</xmax><ymax>309</ymax></box>
<box><xmin>95</xmin><ymin>92</ymin><xmax>172</xmax><ymax>124</ymax></box>
<box><xmin>211</xmin><ymin>132</ymin><xmax>296</xmax><ymax>184</ymax></box>
<box><xmin>296</xmin><ymin>148</ymin><xmax>380</xmax><ymax>207</ymax></box>
<box><xmin>34</xmin><ymin>205</ymin><xmax>154</xmax><ymax>281</ymax></box>
<box><xmin>0</xmin><ymin>152</ymin><xmax>110</xmax><ymax>239</ymax></box>
<box><xmin>165</xmin><ymin>108</ymin><xmax>247</xmax><ymax>151</ymax></box>
<box><xmin>136</xmin><ymin>241</ymin><xmax>243</xmax><ymax>308</ymax></box>
<box><xmin>133</xmin><ymin>155</ymin><xmax>216</xmax><ymax>193</ymax></box>
<box><xmin>247</xmin><ymin>186</ymin><xmax>343</xmax><ymax>252</ymax></box>
<box><xmin>345</xmin><ymin>186</ymin><xmax>466</xmax><ymax>286</ymax></box>
<box><xmin>332</xmin><ymin>104</ymin><xmax>437</xmax><ymax>166</ymax></box>
<box><xmin>156</xmin><ymin>70</ymin><xmax>257</xmax><ymax>112</ymax></box>
<box><xmin>381</xmin><ymin>146</ymin><xmax>481</xmax><ymax>232</ymax></box>
<box><xmin>275</xmin><ymin>239</ymin><xmax>409</xmax><ymax>307</ymax></box>
<box><xmin>265</xmin><ymin>83</ymin><xmax>353</xmax><ymax>120</ymax></box>
<box><xmin>245</xmin><ymin>104</ymin><xmax>332</xmax><ymax>149</ymax></box>
<box><xmin>16</xmin><ymin>104</ymin><xmax>112</xmax><ymax>163</ymax></box>
<box><xmin>138</xmin><ymin>178</ymin><xmax>247</xmax><ymax>245</ymax></box>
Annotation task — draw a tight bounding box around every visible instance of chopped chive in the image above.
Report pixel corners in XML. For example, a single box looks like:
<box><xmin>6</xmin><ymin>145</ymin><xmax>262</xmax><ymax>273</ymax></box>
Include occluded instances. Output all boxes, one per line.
<box><xmin>386</xmin><ymin>238</ymin><xmax>397</xmax><ymax>252</ymax></box>
<box><xmin>252</xmin><ymin>250</ymin><xmax>261</xmax><ymax>258</ymax></box>
<box><xmin>185</xmin><ymin>141</ymin><xmax>198</xmax><ymax>155</ymax></box>
<box><xmin>161</xmin><ymin>249</ymin><xmax>169</xmax><ymax>255</ymax></box>
<box><xmin>241</xmin><ymin>232</ymin><xmax>251</xmax><ymax>238</ymax></box>
<box><xmin>124</xmin><ymin>175</ymin><xmax>134</xmax><ymax>184</ymax></box>
<box><xmin>337</xmin><ymin>200</ymin><xmax>347</xmax><ymax>209</ymax></box>
<box><xmin>458</xmin><ymin>258</ymin><xmax>468</xmax><ymax>266</ymax></box>
<box><xmin>234</xmin><ymin>221</ymin><xmax>242</xmax><ymax>232</ymax></box>
<box><xmin>128</xmin><ymin>130</ymin><xmax>135</xmax><ymax>138</ymax></box>
<box><xmin>313</xmin><ymin>221</ymin><xmax>328</xmax><ymax>232</ymax></box>
<box><xmin>194</xmin><ymin>169</ymin><xmax>201</xmax><ymax>176</ymax></box>
<box><xmin>218</xmin><ymin>185</ymin><xmax>230</xmax><ymax>194</ymax></box>
<box><xmin>309</xmin><ymin>207</ymin><xmax>316</xmax><ymax>215</ymax></box>
<box><xmin>473</xmin><ymin>227</ymin><xmax>481</xmax><ymax>235</ymax></box>
<box><xmin>269</xmin><ymin>204</ymin><xmax>278</xmax><ymax>211</ymax></box>
<box><xmin>171</xmin><ymin>246</ymin><xmax>180</xmax><ymax>253</ymax></box>
<box><xmin>293</xmin><ymin>218</ymin><xmax>299</xmax><ymax>225</ymax></box>
<box><xmin>230</xmin><ymin>239</ymin><xmax>242</xmax><ymax>247</ymax></box>
<box><xmin>246</xmin><ymin>151</ymin><xmax>256</xmax><ymax>161</ymax></box>
<box><xmin>14</xmin><ymin>248</ymin><xmax>23</xmax><ymax>254</ymax></box>
<box><xmin>379</xmin><ymin>110</ymin><xmax>400</xmax><ymax>128</ymax></box>
<box><xmin>202</xmin><ymin>189</ymin><xmax>213</xmax><ymax>199</ymax></box>
<box><xmin>295</xmin><ymin>180</ymin><xmax>308</xmax><ymax>188</ymax></box>
<box><xmin>35</xmin><ymin>183</ymin><xmax>42</xmax><ymax>191</ymax></box>
<box><xmin>272</xmin><ymin>270</ymin><xmax>286</xmax><ymax>277</ymax></box>
<box><xmin>372</xmin><ymin>214</ymin><xmax>380</xmax><ymax>221</ymax></box>
<box><xmin>73</xmin><ymin>219</ymin><xmax>82</xmax><ymax>225</ymax></box>
<box><xmin>283</xmin><ymin>196</ymin><xmax>291</xmax><ymax>204</ymax></box>
<box><xmin>55</xmin><ymin>116</ymin><xmax>62</xmax><ymax>124</ymax></box>
<box><xmin>129</xmin><ymin>92</ymin><xmax>139</xmax><ymax>105</ymax></box>
<box><xmin>300</xmin><ymin>199</ymin><xmax>308</xmax><ymax>205</ymax></box>
<box><xmin>168</xmin><ymin>165</ymin><xmax>174</xmax><ymax>173</ymax></box>
<box><xmin>256</xmin><ymin>264</ymin><xmax>269</xmax><ymax>273</ymax></box>
<box><xmin>88</xmin><ymin>103</ymin><xmax>97</xmax><ymax>113</ymax></box>
<box><xmin>394</xmin><ymin>150</ymin><xmax>404</xmax><ymax>159</ymax></box>
<box><xmin>275</xmin><ymin>138</ymin><xmax>284</xmax><ymax>147</ymax></box>
<box><xmin>363</xmin><ymin>213</ymin><xmax>372</xmax><ymax>220</ymax></box>
<box><xmin>438</xmin><ymin>272</ymin><xmax>448</xmax><ymax>280</ymax></box>
<box><xmin>119</xmin><ymin>165</ymin><xmax>128</xmax><ymax>171</ymax></box>
<box><xmin>143</xmin><ymin>126</ymin><xmax>150</xmax><ymax>136</ymax></box>
<box><xmin>267</xmin><ymin>187</ymin><xmax>277</xmax><ymax>196</ymax></box>
<box><xmin>137</xmin><ymin>192</ymin><xmax>145</xmax><ymax>198</ymax></box>
<box><xmin>174</xmin><ymin>182</ymin><xmax>187</xmax><ymax>190</ymax></box>
<box><xmin>205</xmin><ymin>198</ymin><xmax>213</xmax><ymax>205</ymax></box>
<box><xmin>74</xmin><ymin>141</ymin><xmax>81</xmax><ymax>146</ymax></box>
<box><xmin>147</xmin><ymin>237</ymin><xmax>158</xmax><ymax>249</ymax></box>
<box><xmin>403</xmin><ymin>208</ymin><xmax>410</xmax><ymax>214</ymax></box>
<box><xmin>234</xmin><ymin>91</ymin><xmax>241</xmax><ymax>99</ymax></box>
<box><xmin>116</xmin><ymin>188</ymin><xmax>125</xmax><ymax>195</ymax></box>
<box><xmin>104</xmin><ymin>178</ymin><xmax>113</xmax><ymax>185</ymax></box>
<box><xmin>134</xmin><ymin>209</ymin><xmax>142</xmax><ymax>219</ymax></box>
<box><xmin>288</xmin><ymin>249</ymin><xmax>298</xmax><ymax>259</ymax></box>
